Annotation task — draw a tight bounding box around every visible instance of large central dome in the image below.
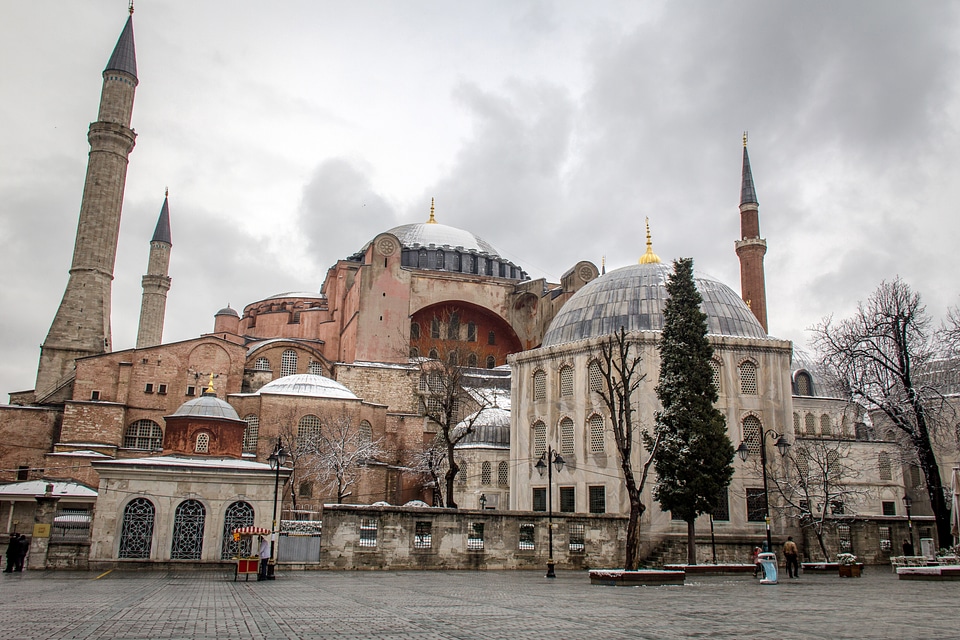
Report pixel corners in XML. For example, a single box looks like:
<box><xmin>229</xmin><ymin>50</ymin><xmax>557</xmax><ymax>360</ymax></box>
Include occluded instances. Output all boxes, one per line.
<box><xmin>386</xmin><ymin>221</ymin><xmax>501</xmax><ymax>256</ymax></box>
<box><xmin>541</xmin><ymin>262</ymin><xmax>766</xmax><ymax>347</ymax></box>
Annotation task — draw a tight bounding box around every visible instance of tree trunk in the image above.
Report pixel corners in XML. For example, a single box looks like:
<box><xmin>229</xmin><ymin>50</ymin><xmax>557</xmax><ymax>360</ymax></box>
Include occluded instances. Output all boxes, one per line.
<box><xmin>624</xmin><ymin>496</ymin><xmax>643</xmax><ymax>571</ymax></box>
<box><xmin>915</xmin><ymin>432</ymin><xmax>953</xmax><ymax>547</ymax></box>
<box><xmin>813</xmin><ymin>527</ymin><xmax>829</xmax><ymax>561</ymax></box>
<box><xmin>444</xmin><ymin>441</ymin><xmax>459</xmax><ymax>508</ymax></box>
<box><xmin>687</xmin><ymin>520</ymin><xmax>697</xmax><ymax>565</ymax></box>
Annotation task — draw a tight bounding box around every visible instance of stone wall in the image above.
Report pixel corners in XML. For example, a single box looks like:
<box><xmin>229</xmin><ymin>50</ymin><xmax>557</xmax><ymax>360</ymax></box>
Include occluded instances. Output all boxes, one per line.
<box><xmin>0</xmin><ymin>405</ymin><xmax>61</xmax><ymax>483</ymax></box>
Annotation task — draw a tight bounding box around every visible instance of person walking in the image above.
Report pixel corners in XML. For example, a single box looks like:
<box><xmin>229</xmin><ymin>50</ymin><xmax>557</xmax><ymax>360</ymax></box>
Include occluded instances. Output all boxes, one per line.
<box><xmin>3</xmin><ymin>534</ymin><xmax>20</xmax><ymax>573</ymax></box>
<box><xmin>783</xmin><ymin>536</ymin><xmax>800</xmax><ymax>578</ymax></box>
<box><xmin>258</xmin><ymin>535</ymin><xmax>271</xmax><ymax>581</ymax></box>
<box><xmin>752</xmin><ymin>546</ymin><xmax>762</xmax><ymax>578</ymax></box>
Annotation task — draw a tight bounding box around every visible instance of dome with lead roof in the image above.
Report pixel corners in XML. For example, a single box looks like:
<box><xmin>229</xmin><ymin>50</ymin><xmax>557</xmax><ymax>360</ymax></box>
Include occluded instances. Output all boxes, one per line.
<box><xmin>256</xmin><ymin>374</ymin><xmax>358</xmax><ymax>400</ymax></box>
<box><xmin>172</xmin><ymin>392</ymin><xmax>241</xmax><ymax>420</ymax></box>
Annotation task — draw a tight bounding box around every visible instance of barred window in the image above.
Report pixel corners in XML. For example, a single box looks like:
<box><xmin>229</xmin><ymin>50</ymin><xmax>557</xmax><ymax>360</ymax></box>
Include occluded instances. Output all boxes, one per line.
<box><xmin>254</xmin><ymin>357</ymin><xmax>270</xmax><ymax>371</ymax></box>
<box><xmin>359</xmin><ymin>518</ymin><xmax>378</xmax><ymax>547</ymax></box>
<box><xmin>588</xmin><ymin>360</ymin><xmax>603</xmax><ymax>392</ymax></box>
<box><xmin>118</xmin><ymin>498</ymin><xmax>155</xmax><ymax>559</ymax></box>
<box><xmin>280</xmin><ymin>350</ymin><xmax>298</xmax><ymax>376</ymax></box>
<box><xmin>220</xmin><ymin>501</ymin><xmax>254</xmax><ymax>559</ymax></box>
<box><xmin>588</xmin><ymin>486</ymin><xmax>606</xmax><ymax>514</ymax></box>
<box><xmin>739</xmin><ymin>361</ymin><xmax>758</xmax><ymax>394</ymax></box>
<box><xmin>559</xmin><ymin>417</ymin><xmax>575</xmax><ymax>456</ymax></box>
<box><xmin>746</xmin><ymin>488</ymin><xmax>766</xmax><ymax>522</ymax></box>
<box><xmin>414</xmin><ymin>521</ymin><xmax>432</xmax><ymax>549</ymax></box>
<box><xmin>467</xmin><ymin>322</ymin><xmax>477</xmax><ymax>342</ymax></box>
<box><xmin>795</xmin><ymin>447</ymin><xmax>810</xmax><ymax>477</ymax></box>
<box><xmin>486</xmin><ymin>356</ymin><xmax>496</xmax><ymax>369</ymax></box>
<box><xmin>533</xmin><ymin>370</ymin><xmax>547</xmax><ymax>401</ymax></box>
<box><xmin>457</xmin><ymin>458</ymin><xmax>467</xmax><ymax>485</ymax></box>
<box><xmin>467</xmin><ymin>353</ymin><xmax>478</xmax><ymax>368</ymax></box>
<box><xmin>419</xmin><ymin>375</ymin><xmax>428</xmax><ymax>392</ymax></box>
<box><xmin>358</xmin><ymin>420</ymin><xmax>373</xmax><ymax>446</ymax></box>
<box><xmin>308</xmin><ymin>361</ymin><xmax>323</xmax><ymax>375</ymax></box>
<box><xmin>243</xmin><ymin>415</ymin><xmax>259</xmax><ymax>453</ymax></box>
<box><xmin>498</xmin><ymin>461</ymin><xmax>509</xmax><ymax>486</ymax></box>
<box><xmin>588</xmin><ymin>414</ymin><xmax>605</xmax><ymax>454</ymax></box>
<box><xmin>481</xmin><ymin>461</ymin><xmax>492</xmax><ymax>485</ymax></box>
<box><xmin>488</xmin><ymin>331</ymin><xmax>496</xmax><ymax>345</ymax></box>
<box><xmin>881</xmin><ymin>501</ymin><xmax>896</xmax><ymax>516</ymax></box>
<box><xmin>826</xmin><ymin>450</ymin><xmax>841</xmax><ymax>479</ymax></box>
<box><xmin>195</xmin><ymin>432</ymin><xmax>210</xmax><ymax>453</ymax></box>
<box><xmin>820</xmin><ymin>414</ymin><xmax>832</xmax><ymax>436</ymax></box>
<box><xmin>467</xmin><ymin>522</ymin><xmax>484</xmax><ymax>550</ymax></box>
<box><xmin>124</xmin><ymin>419</ymin><xmax>163</xmax><ymax>451</ymax></box>
<box><xmin>878</xmin><ymin>452</ymin><xmax>892</xmax><ymax>480</ymax></box>
<box><xmin>712</xmin><ymin>489</ymin><xmax>729</xmax><ymax>521</ymax></box>
<box><xmin>838</xmin><ymin>524</ymin><xmax>852</xmax><ymax>552</ymax></box>
<box><xmin>793</xmin><ymin>412</ymin><xmax>801</xmax><ymax>434</ymax></box>
<box><xmin>171</xmin><ymin>500</ymin><xmax>206</xmax><ymax>560</ymax></box>
<box><xmin>436</xmin><ymin>250</ymin><xmax>445</xmax><ymax>269</ymax></box>
<box><xmin>805</xmin><ymin>413</ymin><xmax>816</xmax><ymax>435</ymax></box>
<box><xmin>532</xmin><ymin>488</ymin><xmax>546</xmax><ymax>512</ymax></box>
<box><xmin>410</xmin><ymin>322</ymin><xmax>420</xmax><ymax>340</ymax></box>
<box><xmin>559</xmin><ymin>365</ymin><xmax>574</xmax><ymax>397</ymax></box>
<box><xmin>532</xmin><ymin>421</ymin><xmax>547</xmax><ymax>459</ymax></box>
<box><xmin>519</xmin><ymin>523</ymin><xmax>535</xmax><ymax>550</ymax></box>
<box><xmin>710</xmin><ymin>359</ymin><xmax>721</xmax><ymax>392</ymax></box>
<box><xmin>298</xmin><ymin>415</ymin><xmax>322</xmax><ymax>449</ymax></box>
<box><xmin>431</xmin><ymin>318</ymin><xmax>440</xmax><ymax>339</ymax></box>
<box><xmin>568</xmin><ymin>522</ymin><xmax>585</xmax><ymax>553</ymax></box>
<box><xmin>559</xmin><ymin>486</ymin><xmax>575</xmax><ymax>513</ymax></box>
<box><xmin>742</xmin><ymin>416</ymin><xmax>762</xmax><ymax>455</ymax></box>
<box><xmin>879</xmin><ymin>525</ymin><xmax>892</xmax><ymax>551</ymax></box>
<box><xmin>795</xmin><ymin>371</ymin><xmax>812</xmax><ymax>396</ymax></box>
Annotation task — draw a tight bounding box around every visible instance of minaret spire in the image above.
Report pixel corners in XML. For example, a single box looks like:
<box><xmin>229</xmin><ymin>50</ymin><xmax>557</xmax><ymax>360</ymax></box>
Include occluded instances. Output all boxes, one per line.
<box><xmin>735</xmin><ymin>133</ymin><xmax>769</xmax><ymax>333</ymax></box>
<box><xmin>136</xmin><ymin>192</ymin><xmax>173</xmax><ymax>349</ymax></box>
<box><xmin>638</xmin><ymin>217</ymin><xmax>661</xmax><ymax>264</ymax></box>
<box><xmin>35</xmin><ymin>11</ymin><xmax>139</xmax><ymax>400</ymax></box>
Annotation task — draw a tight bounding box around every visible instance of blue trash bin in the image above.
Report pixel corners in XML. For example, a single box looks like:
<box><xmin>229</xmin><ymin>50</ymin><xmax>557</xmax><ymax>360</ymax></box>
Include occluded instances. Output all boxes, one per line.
<box><xmin>758</xmin><ymin>552</ymin><xmax>778</xmax><ymax>584</ymax></box>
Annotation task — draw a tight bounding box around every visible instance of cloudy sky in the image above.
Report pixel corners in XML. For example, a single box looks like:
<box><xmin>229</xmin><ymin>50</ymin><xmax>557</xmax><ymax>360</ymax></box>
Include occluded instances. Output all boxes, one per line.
<box><xmin>1</xmin><ymin>1</ymin><xmax>959</xmax><ymax>398</ymax></box>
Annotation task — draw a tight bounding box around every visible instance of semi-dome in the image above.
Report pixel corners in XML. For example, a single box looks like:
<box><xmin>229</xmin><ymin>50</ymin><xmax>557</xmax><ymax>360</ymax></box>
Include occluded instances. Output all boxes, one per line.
<box><xmin>172</xmin><ymin>392</ymin><xmax>241</xmax><ymax>420</ymax></box>
<box><xmin>542</xmin><ymin>262</ymin><xmax>767</xmax><ymax>347</ymax></box>
<box><xmin>256</xmin><ymin>373</ymin><xmax>358</xmax><ymax>400</ymax></box>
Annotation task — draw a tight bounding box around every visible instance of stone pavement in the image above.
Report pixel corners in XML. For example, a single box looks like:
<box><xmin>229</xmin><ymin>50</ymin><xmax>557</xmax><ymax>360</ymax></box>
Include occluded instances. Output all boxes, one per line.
<box><xmin>0</xmin><ymin>568</ymin><xmax>955</xmax><ymax>639</ymax></box>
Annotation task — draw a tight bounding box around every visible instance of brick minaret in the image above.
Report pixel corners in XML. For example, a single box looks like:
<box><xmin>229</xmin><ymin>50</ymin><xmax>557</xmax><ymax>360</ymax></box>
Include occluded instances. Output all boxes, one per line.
<box><xmin>735</xmin><ymin>134</ymin><xmax>768</xmax><ymax>333</ymax></box>
<box><xmin>136</xmin><ymin>191</ymin><xmax>172</xmax><ymax>348</ymax></box>
<box><xmin>35</xmin><ymin>9</ymin><xmax>138</xmax><ymax>399</ymax></box>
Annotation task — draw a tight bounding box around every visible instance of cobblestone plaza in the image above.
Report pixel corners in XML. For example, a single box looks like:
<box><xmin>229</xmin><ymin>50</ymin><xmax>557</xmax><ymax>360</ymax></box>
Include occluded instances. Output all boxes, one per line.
<box><xmin>0</xmin><ymin>569</ymin><xmax>956</xmax><ymax>639</ymax></box>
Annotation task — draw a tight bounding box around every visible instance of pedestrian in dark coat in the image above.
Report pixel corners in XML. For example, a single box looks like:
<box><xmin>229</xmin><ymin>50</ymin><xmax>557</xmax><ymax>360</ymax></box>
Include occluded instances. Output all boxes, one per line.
<box><xmin>4</xmin><ymin>534</ymin><xmax>21</xmax><ymax>573</ymax></box>
<box><xmin>14</xmin><ymin>534</ymin><xmax>28</xmax><ymax>571</ymax></box>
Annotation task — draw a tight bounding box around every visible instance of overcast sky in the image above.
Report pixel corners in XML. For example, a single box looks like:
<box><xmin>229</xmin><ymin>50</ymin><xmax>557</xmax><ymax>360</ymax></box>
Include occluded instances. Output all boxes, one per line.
<box><xmin>2</xmin><ymin>1</ymin><xmax>959</xmax><ymax>398</ymax></box>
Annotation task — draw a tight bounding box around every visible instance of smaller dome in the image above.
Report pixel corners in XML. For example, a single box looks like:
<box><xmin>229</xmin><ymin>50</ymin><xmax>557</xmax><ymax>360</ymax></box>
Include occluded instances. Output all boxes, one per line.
<box><xmin>172</xmin><ymin>392</ymin><xmax>240</xmax><ymax>420</ymax></box>
<box><xmin>256</xmin><ymin>374</ymin><xmax>358</xmax><ymax>400</ymax></box>
<box><xmin>215</xmin><ymin>306</ymin><xmax>239</xmax><ymax>318</ymax></box>
<box><xmin>455</xmin><ymin>406</ymin><xmax>510</xmax><ymax>448</ymax></box>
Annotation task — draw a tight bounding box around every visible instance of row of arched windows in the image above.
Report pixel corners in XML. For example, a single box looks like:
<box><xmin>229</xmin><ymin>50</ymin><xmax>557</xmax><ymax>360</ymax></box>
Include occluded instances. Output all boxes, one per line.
<box><xmin>530</xmin><ymin>415</ymin><xmax>607</xmax><ymax>458</ymax></box>
<box><xmin>409</xmin><ymin>347</ymin><xmax>497</xmax><ymax>368</ymax></box>
<box><xmin>792</xmin><ymin>412</ymin><xmax>850</xmax><ymax>438</ymax></box>
<box><xmin>479</xmin><ymin>461</ymin><xmax>510</xmax><ymax>486</ymax></box>
<box><xmin>118</xmin><ymin>498</ymin><xmax>254</xmax><ymax>560</ymax></box>
<box><xmin>252</xmin><ymin>351</ymin><xmax>324</xmax><ymax>377</ymax></box>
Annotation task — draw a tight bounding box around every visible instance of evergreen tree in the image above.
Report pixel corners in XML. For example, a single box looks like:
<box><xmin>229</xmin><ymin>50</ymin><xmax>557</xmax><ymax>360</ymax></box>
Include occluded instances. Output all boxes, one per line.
<box><xmin>653</xmin><ymin>258</ymin><xmax>734</xmax><ymax>565</ymax></box>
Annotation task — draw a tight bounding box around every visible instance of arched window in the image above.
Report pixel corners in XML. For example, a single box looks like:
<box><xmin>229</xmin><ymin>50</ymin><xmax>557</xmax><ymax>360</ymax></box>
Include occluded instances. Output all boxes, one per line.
<box><xmin>410</xmin><ymin>347</ymin><xmax>420</xmax><ymax>358</ymax></box>
<box><xmin>559</xmin><ymin>365</ymin><xmax>574</xmax><ymax>397</ymax></box>
<box><xmin>805</xmin><ymin>413</ymin><xmax>816</xmax><ymax>435</ymax></box>
<box><xmin>243</xmin><ymin>415</ymin><xmax>259</xmax><ymax>454</ymax></box>
<box><xmin>498</xmin><ymin>461</ymin><xmax>509</xmax><ymax>486</ymax></box>
<box><xmin>826</xmin><ymin>451</ymin><xmax>841</xmax><ymax>479</ymax></box>
<box><xmin>795</xmin><ymin>448</ymin><xmax>810</xmax><ymax>478</ymax></box>
<box><xmin>588</xmin><ymin>360</ymin><xmax>603</xmax><ymax>392</ymax></box>
<box><xmin>457</xmin><ymin>458</ymin><xmax>467</xmax><ymax>485</ymax></box>
<box><xmin>124</xmin><ymin>419</ymin><xmax>163</xmax><ymax>450</ymax></box>
<box><xmin>820</xmin><ymin>414</ymin><xmax>832</xmax><ymax>436</ymax></box>
<box><xmin>481</xmin><ymin>461</ymin><xmax>492</xmax><ymax>485</ymax></box>
<box><xmin>533</xmin><ymin>370</ymin><xmax>547</xmax><ymax>401</ymax></box>
<box><xmin>429</xmin><ymin>348</ymin><xmax>439</xmax><ymax>360</ymax></box>
<box><xmin>431</xmin><ymin>318</ymin><xmax>440</xmax><ymax>339</ymax></box>
<box><xmin>467</xmin><ymin>353</ymin><xmax>478</xmax><ymax>368</ymax></box>
<box><xmin>532</xmin><ymin>421</ymin><xmax>547</xmax><ymax>459</ymax></box>
<box><xmin>738</xmin><ymin>361</ymin><xmax>758</xmax><ymax>394</ymax></box>
<box><xmin>742</xmin><ymin>416</ymin><xmax>762</xmax><ymax>455</ymax></box>
<box><xmin>448</xmin><ymin>350</ymin><xmax>459</xmax><ymax>366</ymax></box>
<box><xmin>560</xmin><ymin>417</ymin><xmax>575</xmax><ymax>456</ymax></box>
<box><xmin>171</xmin><ymin>500</ymin><xmax>206</xmax><ymax>560</ymax></box>
<box><xmin>436</xmin><ymin>250</ymin><xmax>445</xmax><ymax>269</ymax></box>
<box><xmin>710</xmin><ymin>359</ymin><xmax>722</xmax><ymax>392</ymax></box>
<box><xmin>488</xmin><ymin>331</ymin><xmax>496</xmax><ymax>345</ymax></box>
<box><xmin>467</xmin><ymin>322</ymin><xmax>477</xmax><ymax>342</ymax></box>
<box><xmin>793</xmin><ymin>412</ymin><xmax>801</xmax><ymax>434</ymax></box>
<box><xmin>308</xmin><ymin>361</ymin><xmax>323</xmax><ymax>375</ymax></box>
<box><xmin>359</xmin><ymin>420</ymin><xmax>373</xmax><ymax>446</ymax></box>
<box><xmin>410</xmin><ymin>322</ymin><xmax>420</xmax><ymax>340</ymax></box>
<box><xmin>486</xmin><ymin>356</ymin><xmax>496</xmax><ymax>369</ymax></box>
<box><xmin>447</xmin><ymin>313</ymin><xmax>460</xmax><ymax>340</ymax></box>
<box><xmin>878</xmin><ymin>452</ymin><xmax>892</xmax><ymax>480</ymax></box>
<box><xmin>254</xmin><ymin>357</ymin><xmax>270</xmax><ymax>371</ymax></box>
<box><xmin>795</xmin><ymin>371</ymin><xmax>812</xmax><ymax>396</ymax></box>
<box><xmin>280</xmin><ymin>350</ymin><xmax>298</xmax><ymax>376</ymax></box>
<box><xmin>419</xmin><ymin>249</ymin><xmax>428</xmax><ymax>268</ymax></box>
<box><xmin>298</xmin><ymin>415</ymin><xmax>322</xmax><ymax>449</ymax></box>
<box><xmin>220</xmin><ymin>501</ymin><xmax>254</xmax><ymax>559</ymax></box>
<box><xmin>118</xmin><ymin>498</ymin><xmax>155</xmax><ymax>559</ymax></box>
<box><xmin>588</xmin><ymin>414</ymin><xmax>605</xmax><ymax>454</ymax></box>
<box><xmin>195</xmin><ymin>432</ymin><xmax>210</xmax><ymax>453</ymax></box>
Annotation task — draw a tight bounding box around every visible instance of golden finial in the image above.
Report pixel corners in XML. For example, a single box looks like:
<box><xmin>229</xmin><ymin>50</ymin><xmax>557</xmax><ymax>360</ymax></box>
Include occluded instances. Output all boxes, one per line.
<box><xmin>164</xmin><ymin>186</ymin><xmax>169</xmax><ymax>198</ymax></box>
<box><xmin>129</xmin><ymin>1</ymin><xmax>134</xmax><ymax>15</ymax></box>
<box><xmin>206</xmin><ymin>373</ymin><xmax>215</xmax><ymax>395</ymax></box>
<box><xmin>638</xmin><ymin>217</ymin><xmax>661</xmax><ymax>264</ymax></box>
<box><xmin>743</xmin><ymin>131</ymin><xmax>748</xmax><ymax>147</ymax></box>
<box><xmin>427</xmin><ymin>197</ymin><xmax>437</xmax><ymax>224</ymax></box>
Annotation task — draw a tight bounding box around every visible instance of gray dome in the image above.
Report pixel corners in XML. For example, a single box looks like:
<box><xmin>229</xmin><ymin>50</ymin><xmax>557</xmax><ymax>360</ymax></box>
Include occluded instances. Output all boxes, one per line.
<box><xmin>172</xmin><ymin>393</ymin><xmax>240</xmax><ymax>420</ymax></box>
<box><xmin>256</xmin><ymin>374</ymin><xmax>357</xmax><ymax>400</ymax></box>
<box><xmin>215</xmin><ymin>306</ymin><xmax>239</xmax><ymax>317</ymax></box>
<box><xmin>542</xmin><ymin>262</ymin><xmax>766</xmax><ymax>347</ymax></box>
<box><xmin>387</xmin><ymin>221</ymin><xmax>501</xmax><ymax>256</ymax></box>
<box><xmin>455</xmin><ymin>406</ymin><xmax>510</xmax><ymax>449</ymax></box>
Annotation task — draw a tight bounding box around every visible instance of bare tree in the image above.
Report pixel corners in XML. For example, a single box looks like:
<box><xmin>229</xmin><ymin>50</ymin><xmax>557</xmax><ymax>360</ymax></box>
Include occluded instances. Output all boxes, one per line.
<box><xmin>297</xmin><ymin>413</ymin><xmax>386</xmax><ymax>504</ymax></box>
<box><xmin>769</xmin><ymin>438</ymin><xmax>871</xmax><ymax>560</ymax></box>
<box><xmin>406</xmin><ymin>438</ymin><xmax>448</xmax><ymax>506</ymax></box>
<box><xmin>813</xmin><ymin>278</ymin><xmax>953</xmax><ymax>546</ymax></box>
<box><xmin>596</xmin><ymin>327</ymin><xmax>661</xmax><ymax>571</ymax></box>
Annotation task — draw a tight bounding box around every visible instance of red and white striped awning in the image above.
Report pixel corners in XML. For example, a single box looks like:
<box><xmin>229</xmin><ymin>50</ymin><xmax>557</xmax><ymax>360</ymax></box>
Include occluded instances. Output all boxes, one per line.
<box><xmin>233</xmin><ymin>526</ymin><xmax>271</xmax><ymax>536</ymax></box>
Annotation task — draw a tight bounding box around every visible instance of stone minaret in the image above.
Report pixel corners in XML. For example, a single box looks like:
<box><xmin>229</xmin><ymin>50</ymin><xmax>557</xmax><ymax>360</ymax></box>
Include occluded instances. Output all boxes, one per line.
<box><xmin>35</xmin><ymin>9</ymin><xmax>138</xmax><ymax>399</ymax></box>
<box><xmin>136</xmin><ymin>191</ymin><xmax>172</xmax><ymax>348</ymax></box>
<box><xmin>735</xmin><ymin>133</ymin><xmax>768</xmax><ymax>333</ymax></box>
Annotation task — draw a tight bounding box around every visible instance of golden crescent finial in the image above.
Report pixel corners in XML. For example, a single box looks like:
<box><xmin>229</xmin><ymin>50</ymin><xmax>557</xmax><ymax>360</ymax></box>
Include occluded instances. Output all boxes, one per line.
<box><xmin>638</xmin><ymin>217</ymin><xmax>661</xmax><ymax>264</ymax></box>
<box><xmin>427</xmin><ymin>197</ymin><xmax>437</xmax><ymax>224</ymax></box>
<box><xmin>743</xmin><ymin>131</ymin><xmax>748</xmax><ymax>147</ymax></box>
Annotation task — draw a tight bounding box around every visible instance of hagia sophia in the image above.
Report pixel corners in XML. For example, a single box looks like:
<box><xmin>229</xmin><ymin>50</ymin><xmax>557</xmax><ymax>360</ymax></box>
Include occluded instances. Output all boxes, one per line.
<box><xmin>0</xmin><ymin>9</ymin><xmax>934</xmax><ymax>568</ymax></box>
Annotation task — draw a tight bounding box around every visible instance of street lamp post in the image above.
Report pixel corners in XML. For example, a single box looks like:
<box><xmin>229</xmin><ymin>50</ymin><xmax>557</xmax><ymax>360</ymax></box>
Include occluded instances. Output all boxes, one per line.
<box><xmin>479</xmin><ymin>493</ymin><xmax>487</xmax><ymax>510</ymax></box>
<box><xmin>737</xmin><ymin>430</ymin><xmax>790</xmax><ymax>551</ymax></box>
<box><xmin>267</xmin><ymin>437</ymin><xmax>288</xmax><ymax>580</ymax></box>
<box><xmin>535</xmin><ymin>446</ymin><xmax>565</xmax><ymax>578</ymax></box>
<box><xmin>903</xmin><ymin>493</ymin><xmax>915</xmax><ymax>555</ymax></box>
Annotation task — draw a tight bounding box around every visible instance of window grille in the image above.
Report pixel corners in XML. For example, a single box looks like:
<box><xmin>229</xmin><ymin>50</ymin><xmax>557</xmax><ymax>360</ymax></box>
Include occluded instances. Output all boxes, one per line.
<box><xmin>467</xmin><ymin>522</ymin><xmax>484</xmax><ymax>550</ymax></box>
<box><xmin>308</xmin><ymin>361</ymin><xmax>323</xmax><ymax>375</ymax></box>
<box><xmin>359</xmin><ymin>518</ymin><xmax>378</xmax><ymax>547</ymax></box>
<box><xmin>710</xmin><ymin>359</ymin><xmax>721</xmax><ymax>392</ymax></box>
<box><xmin>881</xmin><ymin>501</ymin><xmax>896</xmax><ymax>516</ymax></box>
<box><xmin>532</xmin><ymin>488</ymin><xmax>546</xmax><ymax>512</ymax></box>
<box><xmin>568</xmin><ymin>522</ymin><xmax>585</xmax><ymax>553</ymax></box>
<box><xmin>838</xmin><ymin>524</ymin><xmax>852</xmax><ymax>552</ymax></box>
<box><xmin>171</xmin><ymin>500</ymin><xmax>206</xmax><ymax>560</ymax></box>
<box><xmin>805</xmin><ymin>413</ymin><xmax>816</xmax><ymax>435</ymax></box>
<box><xmin>532</xmin><ymin>421</ymin><xmax>546</xmax><ymax>459</ymax></box>
<box><xmin>280</xmin><ymin>350</ymin><xmax>298</xmax><ymax>376</ymax></box>
<box><xmin>419</xmin><ymin>375</ymin><xmax>428</xmax><ymax>392</ymax></box>
<box><xmin>498</xmin><ymin>461</ymin><xmax>509</xmax><ymax>486</ymax></box>
<box><xmin>410</xmin><ymin>322</ymin><xmax>420</xmax><ymax>340</ymax></box>
<box><xmin>739</xmin><ymin>361</ymin><xmax>758</xmax><ymax>394</ymax></box>
<box><xmin>588</xmin><ymin>486</ymin><xmax>606</xmax><ymax>514</ymax></box>
<box><xmin>359</xmin><ymin>420</ymin><xmax>372</xmax><ymax>446</ymax></box>
<box><xmin>486</xmin><ymin>356</ymin><xmax>496</xmax><ymax>369</ymax></box>
<box><xmin>299</xmin><ymin>482</ymin><xmax>313</xmax><ymax>498</ymax></box>
<box><xmin>793</xmin><ymin>412</ymin><xmax>801</xmax><ymax>433</ymax></box>
<box><xmin>909</xmin><ymin>465</ymin><xmax>922</xmax><ymax>488</ymax></box>
<box><xmin>436</xmin><ymin>250</ymin><xmax>445</xmax><ymax>269</ymax></box>
<box><xmin>559</xmin><ymin>487</ymin><xmax>575</xmax><ymax>513</ymax></box>
<box><xmin>559</xmin><ymin>365</ymin><xmax>574</xmax><ymax>397</ymax></box>
<box><xmin>298</xmin><ymin>415</ymin><xmax>322</xmax><ymax>450</ymax></box>
<box><xmin>195</xmin><ymin>432</ymin><xmax>210</xmax><ymax>453</ymax></box>
<box><xmin>588</xmin><ymin>360</ymin><xmax>603</xmax><ymax>392</ymax></box>
<box><xmin>481</xmin><ymin>461</ymin><xmax>492</xmax><ymax>485</ymax></box>
<box><xmin>467</xmin><ymin>322</ymin><xmax>477</xmax><ymax>342</ymax></box>
<box><xmin>588</xmin><ymin>414</ymin><xmax>604</xmax><ymax>453</ymax></box>
<box><xmin>795</xmin><ymin>448</ymin><xmax>810</xmax><ymax>477</ymax></box>
<box><xmin>826</xmin><ymin>451</ymin><xmax>841</xmax><ymax>479</ymax></box>
<box><xmin>878</xmin><ymin>452</ymin><xmax>892</xmax><ymax>480</ymax></box>
<box><xmin>254</xmin><ymin>357</ymin><xmax>269</xmax><ymax>371</ymax></box>
<box><xmin>431</xmin><ymin>318</ymin><xmax>440</xmax><ymax>339</ymax></box>
<box><xmin>796</xmin><ymin>372</ymin><xmax>812</xmax><ymax>395</ymax></box>
<box><xmin>742</xmin><ymin>416</ymin><xmax>762</xmax><ymax>455</ymax></box>
<box><xmin>243</xmin><ymin>415</ymin><xmax>259</xmax><ymax>453</ymax></box>
<box><xmin>533</xmin><ymin>370</ymin><xmax>546</xmax><ymax>401</ymax></box>
<box><xmin>488</xmin><ymin>331</ymin><xmax>496</xmax><ymax>345</ymax></box>
<box><xmin>51</xmin><ymin>509</ymin><xmax>91</xmax><ymax>543</ymax></box>
<box><xmin>519</xmin><ymin>523</ymin><xmax>535</xmax><ymax>550</ymax></box>
<box><xmin>414</xmin><ymin>521</ymin><xmax>432</xmax><ymax>549</ymax></box>
<box><xmin>290</xmin><ymin>311</ymin><xmax>301</xmax><ymax>324</ymax></box>
<box><xmin>712</xmin><ymin>490</ymin><xmax>729</xmax><ymax>521</ymax></box>
<box><xmin>118</xmin><ymin>498</ymin><xmax>155</xmax><ymax>559</ymax></box>
<box><xmin>124</xmin><ymin>419</ymin><xmax>163</xmax><ymax>450</ymax></box>
<box><xmin>220</xmin><ymin>501</ymin><xmax>254</xmax><ymax>559</ymax></box>
<box><xmin>559</xmin><ymin>418</ymin><xmax>575</xmax><ymax>456</ymax></box>
<box><xmin>457</xmin><ymin>458</ymin><xmax>467</xmax><ymax>485</ymax></box>
<box><xmin>746</xmin><ymin>488</ymin><xmax>766</xmax><ymax>522</ymax></box>
<box><xmin>820</xmin><ymin>414</ymin><xmax>832</xmax><ymax>436</ymax></box>
<box><xmin>879</xmin><ymin>526</ymin><xmax>892</xmax><ymax>551</ymax></box>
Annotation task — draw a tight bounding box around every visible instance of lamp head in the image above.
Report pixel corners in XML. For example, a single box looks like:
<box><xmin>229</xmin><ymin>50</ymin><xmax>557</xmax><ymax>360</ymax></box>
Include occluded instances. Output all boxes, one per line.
<box><xmin>535</xmin><ymin>456</ymin><xmax>546</xmax><ymax>477</ymax></box>
<box><xmin>775</xmin><ymin>435</ymin><xmax>791</xmax><ymax>457</ymax></box>
<box><xmin>553</xmin><ymin>453</ymin><xmax>565</xmax><ymax>473</ymax></box>
<box><xmin>736</xmin><ymin>441</ymin><xmax>750</xmax><ymax>462</ymax></box>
